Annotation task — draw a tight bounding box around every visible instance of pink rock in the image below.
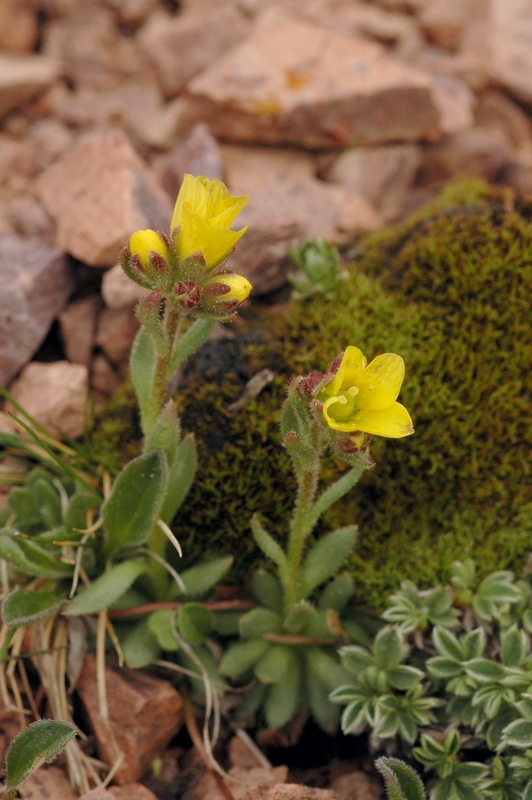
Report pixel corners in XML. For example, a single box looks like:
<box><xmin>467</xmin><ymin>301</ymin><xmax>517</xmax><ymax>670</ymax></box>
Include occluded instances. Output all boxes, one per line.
<box><xmin>488</xmin><ymin>0</ymin><xmax>532</xmax><ymax>105</ymax></box>
<box><xmin>325</xmin><ymin>144</ymin><xmax>421</xmax><ymax>222</ymax></box>
<box><xmin>76</xmin><ymin>653</ymin><xmax>184</xmax><ymax>785</ymax></box>
<box><xmin>59</xmin><ymin>294</ymin><xmax>102</xmax><ymax>367</ymax></box>
<box><xmin>183</xmin><ymin>9</ymin><xmax>441</xmax><ymax>149</ymax></box>
<box><xmin>186</xmin><ymin>766</ymin><xmax>289</xmax><ymax>800</ymax></box>
<box><xmin>330</xmin><ymin>770</ymin><xmax>383</xmax><ymax>800</ymax></box>
<box><xmin>90</xmin><ymin>353</ymin><xmax>121</xmax><ymax>400</ymax></box>
<box><xmin>95</xmin><ymin>307</ymin><xmax>140</xmax><ymax>366</ymax></box>
<box><xmin>6</xmin><ymin>361</ymin><xmax>88</xmax><ymax>440</ymax></box>
<box><xmin>139</xmin><ymin>6</ymin><xmax>251</xmax><ymax>97</ymax></box>
<box><xmin>476</xmin><ymin>89</ymin><xmax>532</xmax><ymax>156</ymax></box>
<box><xmin>429</xmin><ymin>74</ymin><xmax>474</xmax><ymax>137</ymax></box>
<box><xmin>104</xmin><ymin>0</ymin><xmax>159</xmax><ymax>25</ymax></box>
<box><xmin>18</xmin><ymin>766</ymin><xmax>79</xmax><ymax>800</ymax></box>
<box><xmin>220</xmin><ymin>144</ymin><xmax>316</xmax><ymax>195</ymax></box>
<box><xmin>0</xmin><ymin>235</ymin><xmax>74</xmax><ymax>385</ymax></box>
<box><xmin>101</xmin><ymin>264</ymin><xmax>149</xmax><ymax>310</ymax></box>
<box><xmin>159</xmin><ymin>123</ymin><xmax>224</xmax><ymax>200</ymax></box>
<box><xmin>0</xmin><ymin>54</ymin><xmax>60</xmax><ymax>121</ymax></box>
<box><xmin>418</xmin><ymin>0</ymin><xmax>480</xmax><ymax>51</ymax></box>
<box><xmin>240</xmin><ymin>784</ymin><xmax>339</xmax><ymax>800</ymax></box>
<box><xmin>42</xmin><ymin>5</ymin><xmax>149</xmax><ymax>90</ymax></box>
<box><xmin>336</xmin><ymin>193</ymin><xmax>383</xmax><ymax>234</ymax></box>
<box><xmin>418</xmin><ymin>126</ymin><xmax>516</xmax><ymax>186</ymax></box>
<box><xmin>37</xmin><ymin>129</ymin><xmax>172</xmax><ymax>267</ymax></box>
<box><xmin>109</xmin><ymin>784</ymin><xmax>160</xmax><ymax>800</ymax></box>
<box><xmin>80</xmin><ymin>789</ymin><xmax>114</xmax><ymax>800</ymax></box>
<box><xmin>0</xmin><ymin>0</ymin><xmax>38</xmax><ymax>54</ymax></box>
<box><xmin>7</xmin><ymin>195</ymin><xmax>52</xmax><ymax>238</ymax></box>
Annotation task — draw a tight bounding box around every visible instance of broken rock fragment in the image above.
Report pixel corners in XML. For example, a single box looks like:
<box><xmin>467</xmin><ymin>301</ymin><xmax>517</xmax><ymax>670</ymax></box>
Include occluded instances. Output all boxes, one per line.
<box><xmin>37</xmin><ymin>128</ymin><xmax>172</xmax><ymax>267</ymax></box>
<box><xmin>0</xmin><ymin>235</ymin><xmax>74</xmax><ymax>386</ymax></box>
<box><xmin>0</xmin><ymin>54</ymin><xmax>60</xmax><ymax>120</ymax></box>
<box><xmin>183</xmin><ymin>9</ymin><xmax>441</xmax><ymax>149</ymax></box>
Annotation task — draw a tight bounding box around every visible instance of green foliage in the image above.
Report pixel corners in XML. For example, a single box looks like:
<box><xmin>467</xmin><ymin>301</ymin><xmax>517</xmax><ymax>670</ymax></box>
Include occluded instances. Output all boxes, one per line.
<box><xmin>334</xmin><ymin>561</ymin><xmax>532</xmax><ymax>800</ymax></box>
<box><xmin>376</xmin><ymin>757</ymin><xmax>426</xmax><ymax>800</ymax></box>
<box><xmin>3</xmin><ymin>720</ymin><xmax>77</xmax><ymax>800</ymax></box>
<box><xmin>289</xmin><ymin>236</ymin><xmax>347</xmax><ymax>299</ymax></box>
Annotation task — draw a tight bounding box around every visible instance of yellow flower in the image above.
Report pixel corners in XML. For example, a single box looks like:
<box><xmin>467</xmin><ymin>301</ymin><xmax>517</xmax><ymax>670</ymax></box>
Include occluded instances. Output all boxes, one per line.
<box><xmin>129</xmin><ymin>229</ymin><xmax>169</xmax><ymax>267</ymax></box>
<box><xmin>171</xmin><ymin>174</ymin><xmax>249</xmax><ymax>268</ymax></box>
<box><xmin>316</xmin><ymin>346</ymin><xmax>414</xmax><ymax>438</ymax></box>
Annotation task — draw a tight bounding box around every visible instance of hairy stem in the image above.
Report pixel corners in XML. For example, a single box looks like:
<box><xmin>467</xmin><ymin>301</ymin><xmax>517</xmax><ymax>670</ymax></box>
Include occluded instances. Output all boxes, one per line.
<box><xmin>283</xmin><ymin>465</ymin><xmax>319</xmax><ymax>613</ymax></box>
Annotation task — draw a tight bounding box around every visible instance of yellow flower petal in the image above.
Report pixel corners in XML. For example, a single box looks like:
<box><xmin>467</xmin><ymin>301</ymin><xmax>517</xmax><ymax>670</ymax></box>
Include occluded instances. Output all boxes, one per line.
<box><xmin>129</xmin><ymin>229</ymin><xmax>168</xmax><ymax>267</ymax></box>
<box><xmin>177</xmin><ymin>207</ymin><xmax>247</xmax><ymax>267</ymax></box>
<box><xmin>356</xmin><ymin>353</ymin><xmax>405</xmax><ymax>411</ymax></box>
<box><xmin>322</xmin><ymin>346</ymin><xmax>367</xmax><ymax>398</ymax></box>
<box><xmin>171</xmin><ymin>174</ymin><xmax>208</xmax><ymax>231</ymax></box>
<box><xmin>352</xmin><ymin>402</ymin><xmax>414</xmax><ymax>438</ymax></box>
<box><xmin>218</xmin><ymin>273</ymin><xmax>252</xmax><ymax>303</ymax></box>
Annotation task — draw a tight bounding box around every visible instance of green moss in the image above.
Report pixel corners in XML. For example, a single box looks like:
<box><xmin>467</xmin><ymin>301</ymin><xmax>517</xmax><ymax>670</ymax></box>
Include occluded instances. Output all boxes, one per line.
<box><xmin>82</xmin><ymin>376</ymin><xmax>141</xmax><ymax>474</ymax></box>
<box><xmin>172</xmin><ymin>180</ymin><xmax>532</xmax><ymax>608</ymax></box>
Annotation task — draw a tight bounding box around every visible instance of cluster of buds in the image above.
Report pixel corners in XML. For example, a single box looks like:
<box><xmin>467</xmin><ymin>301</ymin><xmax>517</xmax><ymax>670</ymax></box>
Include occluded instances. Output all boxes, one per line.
<box><xmin>121</xmin><ymin>175</ymin><xmax>252</xmax><ymax>323</ymax></box>
<box><xmin>282</xmin><ymin>346</ymin><xmax>414</xmax><ymax>467</ymax></box>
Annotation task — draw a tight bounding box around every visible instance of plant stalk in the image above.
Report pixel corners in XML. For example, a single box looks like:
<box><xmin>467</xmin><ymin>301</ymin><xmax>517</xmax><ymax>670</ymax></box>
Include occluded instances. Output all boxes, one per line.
<box><xmin>283</xmin><ymin>465</ymin><xmax>319</xmax><ymax>613</ymax></box>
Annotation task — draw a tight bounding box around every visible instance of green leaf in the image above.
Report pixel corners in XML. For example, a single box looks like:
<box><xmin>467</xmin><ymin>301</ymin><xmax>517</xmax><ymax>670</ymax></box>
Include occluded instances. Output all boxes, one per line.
<box><xmin>464</xmin><ymin>658</ymin><xmax>506</xmax><ymax>683</ymax></box>
<box><xmin>375</xmin><ymin>757</ymin><xmax>426</xmax><ymax>800</ymax></box>
<box><xmin>4</xmin><ymin>720</ymin><xmax>77</xmax><ymax>800</ymax></box>
<box><xmin>280</xmin><ymin>401</ymin><xmax>301</xmax><ymax>438</ymax></box>
<box><xmin>0</xmin><ymin>529</ymin><xmax>72</xmax><ymax>578</ymax></box>
<box><xmin>64</xmin><ymin>560</ymin><xmax>148</xmax><ymax>616</ymax></box>
<box><xmin>387</xmin><ymin>665</ymin><xmax>423</xmax><ymax>691</ymax></box>
<box><xmin>374</xmin><ymin>626</ymin><xmax>403</xmax><ymax>669</ymax></box>
<box><xmin>143</xmin><ymin>401</ymin><xmax>181</xmax><ymax>466</ymax></box>
<box><xmin>300</xmin><ymin>526</ymin><xmax>357</xmax><ymax>599</ymax></box>
<box><xmin>33</xmin><ymin>478</ymin><xmax>62</xmax><ymax>528</ymax></box>
<box><xmin>121</xmin><ymin>618</ymin><xmax>161</xmax><ymax>668</ymax></box>
<box><xmin>178</xmin><ymin>603</ymin><xmax>213</xmax><ymax>644</ymax></box>
<box><xmin>304</xmin><ymin>458</ymin><xmax>369</xmax><ymax>531</ymax></box>
<box><xmin>453</xmin><ymin>763</ymin><xmax>487</xmax><ymax>782</ymax></box>
<box><xmin>501</xmin><ymin>626</ymin><xmax>527</xmax><ymax>667</ymax></box>
<box><xmin>176</xmin><ymin>556</ymin><xmax>233</xmax><ymax>599</ymax></box>
<box><xmin>2</xmin><ymin>586</ymin><xmax>68</xmax><ymax>627</ymax></box>
<box><xmin>283</xmin><ymin>600</ymin><xmax>312</xmax><ymax>634</ymax></box>
<box><xmin>503</xmin><ymin>719</ymin><xmax>532</xmax><ymax>748</ymax></box>
<box><xmin>160</xmin><ymin>433</ymin><xmax>197</xmax><ymax>524</ymax></box>
<box><xmin>433</xmin><ymin>627</ymin><xmax>464</xmax><ymax>660</ymax></box>
<box><xmin>148</xmin><ymin>609</ymin><xmax>180</xmax><ymax>651</ymax></box>
<box><xmin>306</xmin><ymin>667</ymin><xmax>341</xmax><ymax>734</ymax></box>
<box><xmin>102</xmin><ymin>450</ymin><xmax>168</xmax><ymax>559</ymax></box>
<box><xmin>166</xmin><ymin>318</ymin><xmax>216</xmax><ymax>377</ymax></box>
<box><xmin>255</xmin><ymin>644</ymin><xmax>293</xmax><ymax>684</ymax></box>
<box><xmin>318</xmin><ymin>573</ymin><xmax>355</xmax><ymax>613</ymax></box>
<box><xmin>219</xmin><ymin>639</ymin><xmax>271</xmax><ymax>679</ymax></box>
<box><xmin>305</xmin><ymin>646</ymin><xmax>350</xmax><ymax>692</ymax></box>
<box><xmin>250</xmin><ymin>516</ymin><xmax>286</xmax><ymax>570</ymax></box>
<box><xmin>8</xmin><ymin>487</ymin><xmax>41</xmax><ymax>523</ymax></box>
<box><xmin>264</xmin><ymin>651</ymin><xmax>301</xmax><ymax>729</ymax></box>
<box><xmin>239</xmin><ymin>608</ymin><xmax>282</xmax><ymax>638</ymax></box>
<box><xmin>64</xmin><ymin>491</ymin><xmax>98</xmax><ymax>537</ymax></box>
<box><xmin>211</xmin><ymin>609</ymin><xmax>242</xmax><ymax>636</ymax></box>
<box><xmin>340</xmin><ymin>645</ymin><xmax>374</xmax><ymax>674</ymax></box>
<box><xmin>130</xmin><ymin>326</ymin><xmax>157</xmax><ymax>435</ymax></box>
<box><xmin>250</xmin><ymin>571</ymin><xmax>284</xmax><ymax>614</ymax></box>
<box><xmin>427</xmin><ymin>657</ymin><xmax>463</xmax><ymax>678</ymax></box>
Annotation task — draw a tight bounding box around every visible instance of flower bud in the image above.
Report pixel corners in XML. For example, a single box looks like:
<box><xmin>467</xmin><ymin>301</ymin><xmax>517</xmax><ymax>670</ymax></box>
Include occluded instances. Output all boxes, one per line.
<box><xmin>129</xmin><ymin>230</ymin><xmax>169</xmax><ymax>269</ymax></box>
<box><xmin>205</xmin><ymin>273</ymin><xmax>252</xmax><ymax>304</ymax></box>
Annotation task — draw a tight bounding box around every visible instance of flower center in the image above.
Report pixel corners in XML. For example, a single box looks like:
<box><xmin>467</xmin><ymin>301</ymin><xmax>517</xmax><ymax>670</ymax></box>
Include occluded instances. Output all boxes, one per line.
<box><xmin>327</xmin><ymin>385</ymin><xmax>359</xmax><ymax>422</ymax></box>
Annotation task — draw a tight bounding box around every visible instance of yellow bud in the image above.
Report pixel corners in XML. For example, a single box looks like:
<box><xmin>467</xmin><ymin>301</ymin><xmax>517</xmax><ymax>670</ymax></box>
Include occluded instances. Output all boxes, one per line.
<box><xmin>129</xmin><ymin>230</ymin><xmax>168</xmax><ymax>267</ymax></box>
<box><xmin>220</xmin><ymin>274</ymin><xmax>252</xmax><ymax>303</ymax></box>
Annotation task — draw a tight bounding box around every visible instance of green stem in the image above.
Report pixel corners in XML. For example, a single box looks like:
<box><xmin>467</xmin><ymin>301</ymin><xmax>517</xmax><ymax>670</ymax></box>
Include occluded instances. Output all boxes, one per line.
<box><xmin>283</xmin><ymin>465</ymin><xmax>319</xmax><ymax>613</ymax></box>
<box><xmin>145</xmin><ymin>304</ymin><xmax>182</xmax><ymax>435</ymax></box>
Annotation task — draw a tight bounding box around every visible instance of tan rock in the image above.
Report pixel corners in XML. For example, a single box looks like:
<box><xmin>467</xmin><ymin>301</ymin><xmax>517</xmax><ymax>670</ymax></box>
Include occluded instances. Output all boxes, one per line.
<box><xmin>158</xmin><ymin>123</ymin><xmax>224</xmax><ymax>200</ymax></box>
<box><xmin>241</xmin><ymin>785</ymin><xmax>339</xmax><ymax>800</ymax></box>
<box><xmin>228</xmin><ymin>733</ymin><xmax>269</xmax><ymax>770</ymax></box>
<box><xmin>76</xmin><ymin>653</ymin><xmax>184</xmax><ymax>784</ymax></box>
<box><xmin>90</xmin><ymin>353</ymin><xmax>121</xmax><ymax>397</ymax></box>
<box><xmin>221</xmin><ymin>145</ymin><xmax>316</xmax><ymax>195</ymax></box>
<box><xmin>80</xmin><ymin>788</ymin><xmax>114</xmax><ymax>800</ymax></box>
<box><xmin>101</xmin><ymin>264</ymin><xmax>149</xmax><ymax>310</ymax></box>
<box><xmin>103</xmin><ymin>0</ymin><xmax>160</xmax><ymax>25</ymax></box>
<box><xmin>476</xmin><ymin>88</ymin><xmax>532</xmax><ymax>160</ymax></box>
<box><xmin>418</xmin><ymin>0</ymin><xmax>479</xmax><ymax>51</ymax></box>
<box><xmin>183</xmin><ymin>9</ymin><xmax>441</xmax><ymax>149</ymax></box>
<box><xmin>429</xmin><ymin>74</ymin><xmax>474</xmax><ymax>137</ymax></box>
<box><xmin>18</xmin><ymin>766</ymin><xmax>79</xmax><ymax>800</ymax></box>
<box><xmin>230</xmin><ymin>177</ymin><xmax>346</xmax><ymax>294</ymax></box>
<box><xmin>0</xmin><ymin>0</ymin><xmax>38</xmax><ymax>54</ymax></box>
<box><xmin>109</xmin><ymin>784</ymin><xmax>160</xmax><ymax>800</ymax></box>
<box><xmin>336</xmin><ymin>193</ymin><xmax>383</xmax><ymax>234</ymax></box>
<box><xmin>330</xmin><ymin>770</ymin><xmax>383</xmax><ymax>800</ymax></box>
<box><xmin>186</xmin><ymin>766</ymin><xmax>289</xmax><ymax>800</ymax></box>
<box><xmin>139</xmin><ymin>6</ymin><xmax>251</xmax><ymax>97</ymax></box>
<box><xmin>37</xmin><ymin>129</ymin><xmax>172</xmax><ymax>267</ymax></box>
<box><xmin>95</xmin><ymin>307</ymin><xmax>140</xmax><ymax>366</ymax></box>
<box><xmin>7</xmin><ymin>195</ymin><xmax>52</xmax><ymax>238</ymax></box>
<box><xmin>0</xmin><ymin>235</ymin><xmax>74</xmax><ymax>386</ymax></box>
<box><xmin>42</xmin><ymin>5</ymin><xmax>149</xmax><ymax>90</ymax></box>
<box><xmin>59</xmin><ymin>295</ymin><xmax>102</xmax><ymax>367</ymax></box>
<box><xmin>418</xmin><ymin>126</ymin><xmax>516</xmax><ymax>186</ymax></box>
<box><xmin>325</xmin><ymin>144</ymin><xmax>421</xmax><ymax>222</ymax></box>
<box><xmin>0</xmin><ymin>54</ymin><xmax>60</xmax><ymax>121</ymax></box>
<box><xmin>7</xmin><ymin>361</ymin><xmax>88</xmax><ymax>440</ymax></box>
<box><xmin>488</xmin><ymin>0</ymin><xmax>532</xmax><ymax>105</ymax></box>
